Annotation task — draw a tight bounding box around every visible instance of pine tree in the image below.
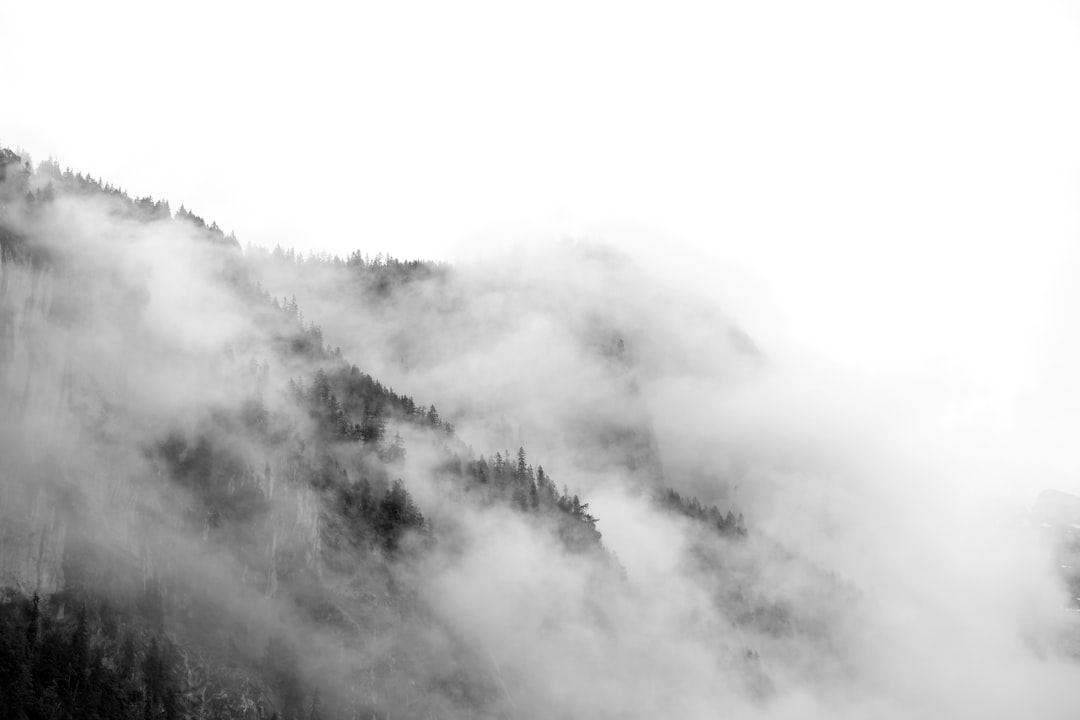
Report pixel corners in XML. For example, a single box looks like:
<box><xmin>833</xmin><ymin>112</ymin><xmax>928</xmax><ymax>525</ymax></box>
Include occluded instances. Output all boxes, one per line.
<box><xmin>516</xmin><ymin>447</ymin><xmax>528</xmax><ymax>480</ymax></box>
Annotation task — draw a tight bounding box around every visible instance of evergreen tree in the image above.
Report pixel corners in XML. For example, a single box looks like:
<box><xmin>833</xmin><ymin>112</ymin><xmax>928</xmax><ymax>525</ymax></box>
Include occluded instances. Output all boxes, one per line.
<box><xmin>516</xmin><ymin>447</ymin><xmax>528</xmax><ymax>480</ymax></box>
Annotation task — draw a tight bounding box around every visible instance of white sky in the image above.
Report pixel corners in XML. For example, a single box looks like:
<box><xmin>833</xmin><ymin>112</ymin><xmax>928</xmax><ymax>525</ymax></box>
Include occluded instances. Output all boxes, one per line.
<box><xmin>4</xmin><ymin>0</ymin><xmax>1080</xmax><ymax>449</ymax></box>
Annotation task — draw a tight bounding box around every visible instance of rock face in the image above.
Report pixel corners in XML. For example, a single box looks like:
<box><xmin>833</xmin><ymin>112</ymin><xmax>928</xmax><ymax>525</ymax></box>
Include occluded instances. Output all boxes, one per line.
<box><xmin>0</xmin><ymin>483</ymin><xmax>67</xmax><ymax>594</ymax></box>
<box><xmin>0</xmin><ymin>258</ymin><xmax>69</xmax><ymax>595</ymax></box>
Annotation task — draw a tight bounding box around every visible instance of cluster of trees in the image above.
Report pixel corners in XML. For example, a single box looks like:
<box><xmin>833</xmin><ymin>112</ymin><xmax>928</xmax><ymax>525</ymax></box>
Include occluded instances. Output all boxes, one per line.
<box><xmin>0</xmin><ymin>152</ymin><xmax>240</xmax><ymax>251</ymax></box>
<box><xmin>289</xmin><ymin>366</ymin><xmax>447</xmax><ymax>552</ymax></box>
<box><xmin>31</xmin><ymin>157</ymin><xmax>139</xmax><ymax>205</ymax></box>
<box><xmin>294</xmin><ymin>366</ymin><xmax>455</xmax><ymax>447</ymax></box>
<box><xmin>443</xmin><ymin>447</ymin><xmax>604</xmax><ymax>551</ymax></box>
<box><xmin>657</xmin><ymin>488</ymin><xmax>747</xmax><ymax>537</ymax></box>
<box><xmin>0</xmin><ymin>590</ymin><xmax>362</xmax><ymax>720</ymax></box>
<box><xmin>249</xmin><ymin>245</ymin><xmax>449</xmax><ymax>301</ymax></box>
<box><xmin>464</xmin><ymin>449</ymin><xmax>581</xmax><ymax>516</ymax></box>
<box><xmin>0</xmin><ymin>150</ymin><xmax>36</xmax><ymax>261</ymax></box>
<box><xmin>261</xmin><ymin>246</ymin><xmax>447</xmax><ymax>276</ymax></box>
<box><xmin>332</xmin><ymin>477</ymin><xmax>426</xmax><ymax>553</ymax></box>
<box><xmin>0</xmin><ymin>593</ymin><xmax>182</xmax><ymax>720</ymax></box>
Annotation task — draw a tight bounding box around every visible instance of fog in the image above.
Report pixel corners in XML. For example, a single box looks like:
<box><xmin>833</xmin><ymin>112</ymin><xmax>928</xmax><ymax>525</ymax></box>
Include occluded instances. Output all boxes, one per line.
<box><xmin>2</xmin><ymin>153</ymin><xmax>1080</xmax><ymax>720</ymax></box>
<box><xmin>5</xmin><ymin>0</ymin><xmax>1080</xmax><ymax>712</ymax></box>
<box><xmin>245</xmin><ymin>232</ymin><xmax>1080</xmax><ymax>716</ymax></box>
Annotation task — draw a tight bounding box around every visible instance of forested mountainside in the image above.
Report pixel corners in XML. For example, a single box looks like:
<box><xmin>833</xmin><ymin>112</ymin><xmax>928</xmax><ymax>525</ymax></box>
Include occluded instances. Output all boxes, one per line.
<box><xmin>242</xmin><ymin>238</ymin><xmax>764</xmax><ymax>499</ymax></box>
<box><xmin>0</xmin><ymin>148</ymin><xmax>869</xmax><ymax>720</ymax></box>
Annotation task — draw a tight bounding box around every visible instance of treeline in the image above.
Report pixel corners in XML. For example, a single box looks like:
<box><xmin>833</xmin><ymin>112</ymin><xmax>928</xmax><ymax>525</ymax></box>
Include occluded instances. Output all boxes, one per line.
<box><xmin>288</xmin><ymin>356</ymin><xmax>603</xmax><ymax>552</ymax></box>
<box><xmin>246</xmin><ymin>245</ymin><xmax>449</xmax><ymax>301</ymax></box>
<box><xmin>261</xmin><ymin>245</ymin><xmax>447</xmax><ymax>274</ymax></box>
<box><xmin>0</xmin><ymin>151</ymin><xmax>240</xmax><ymax>253</ymax></box>
<box><xmin>0</xmin><ymin>592</ymin><xmax>184</xmax><ymax>720</ymax></box>
<box><xmin>295</xmin><ymin>365</ymin><xmax>456</xmax><ymax>445</ymax></box>
<box><xmin>657</xmin><ymin>488</ymin><xmax>747</xmax><ymax>537</ymax></box>
<box><xmin>432</xmin><ymin>446</ymin><xmax>603</xmax><ymax>552</ymax></box>
<box><xmin>292</xmin><ymin>363</ymin><xmax>599</xmax><ymax>552</ymax></box>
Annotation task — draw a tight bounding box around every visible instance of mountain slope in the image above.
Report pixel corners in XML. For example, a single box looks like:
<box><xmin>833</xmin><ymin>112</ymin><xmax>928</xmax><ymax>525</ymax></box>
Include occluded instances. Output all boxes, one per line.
<box><xmin>0</xmin><ymin>147</ymin><xmax>875</xmax><ymax>720</ymax></box>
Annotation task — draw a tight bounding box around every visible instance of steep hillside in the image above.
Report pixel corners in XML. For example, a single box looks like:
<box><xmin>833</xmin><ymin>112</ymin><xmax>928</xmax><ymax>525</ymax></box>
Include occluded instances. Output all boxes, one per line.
<box><xmin>242</xmin><ymin>243</ymin><xmax>763</xmax><ymax>496</ymax></box>
<box><xmin>0</xmin><ymin>148</ymin><xmax>873</xmax><ymax>720</ymax></box>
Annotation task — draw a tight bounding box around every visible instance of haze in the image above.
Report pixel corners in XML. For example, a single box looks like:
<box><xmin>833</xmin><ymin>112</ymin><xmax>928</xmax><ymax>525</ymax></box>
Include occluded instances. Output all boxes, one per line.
<box><xmin>2</xmin><ymin>1</ymin><xmax>1077</xmax><ymax>354</ymax></box>
<box><xmin>5</xmin><ymin>3</ymin><xmax>1080</xmax><ymax>716</ymax></box>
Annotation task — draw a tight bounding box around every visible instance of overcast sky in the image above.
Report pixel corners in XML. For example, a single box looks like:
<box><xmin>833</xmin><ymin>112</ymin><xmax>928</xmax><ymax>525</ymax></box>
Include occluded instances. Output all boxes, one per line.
<box><xmin>4</xmin><ymin>0</ymin><xmax>1080</xmax><ymax>414</ymax></box>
